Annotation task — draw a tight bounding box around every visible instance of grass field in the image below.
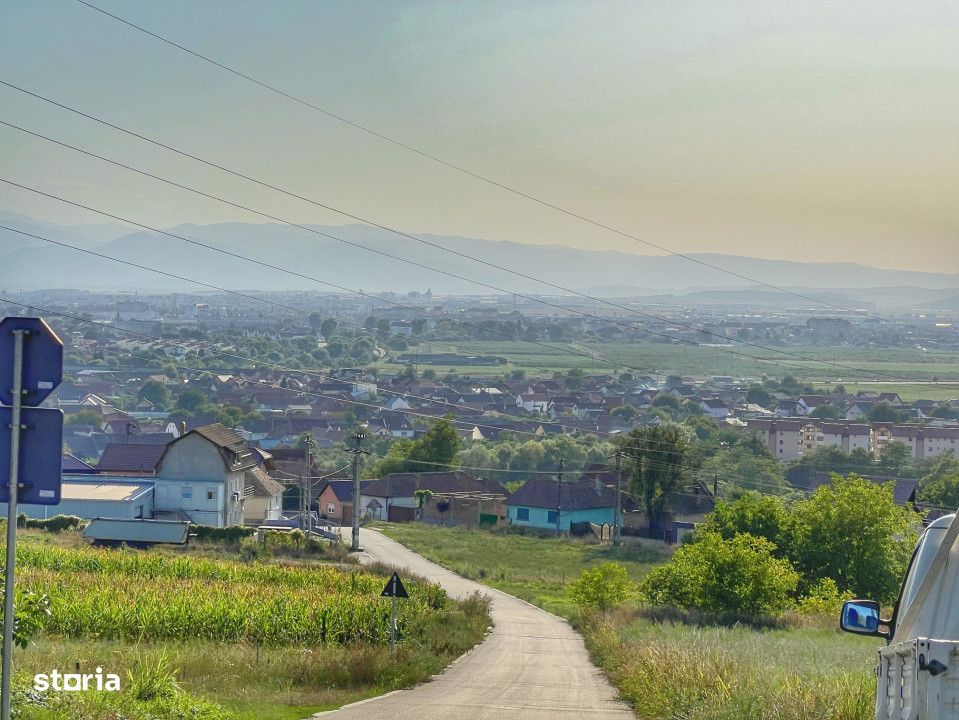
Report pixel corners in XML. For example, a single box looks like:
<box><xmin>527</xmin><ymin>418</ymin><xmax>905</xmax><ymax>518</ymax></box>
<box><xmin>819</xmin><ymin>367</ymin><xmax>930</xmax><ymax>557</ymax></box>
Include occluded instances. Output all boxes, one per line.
<box><xmin>383</xmin><ymin>340</ymin><xmax>959</xmax><ymax>387</ymax></box>
<box><xmin>373</xmin><ymin>522</ymin><xmax>671</xmax><ymax>615</ymax></box>
<box><xmin>11</xmin><ymin>529</ymin><xmax>490</xmax><ymax>720</ymax></box>
<box><xmin>375</xmin><ymin>522</ymin><xmax>880</xmax><ymax>720</ymax></box>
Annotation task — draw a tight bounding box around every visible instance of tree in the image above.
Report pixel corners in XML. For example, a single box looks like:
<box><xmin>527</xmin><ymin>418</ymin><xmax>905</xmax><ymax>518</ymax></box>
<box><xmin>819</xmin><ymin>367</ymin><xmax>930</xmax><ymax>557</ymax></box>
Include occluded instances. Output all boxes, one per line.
<box><xmin>697</xmin><ymin>492</ymin><xmax>792</xmax><ymax>556</ymax></box>
<box><xmin>620</xmin><ymin>425</ymin><xmax>690</xmax><ymax>531</ymax></box>
<box><xmin>609</xmin><ymin>405</ymin><xmax>637</xmax><ymax>422</ymax></box>
<box><xmin>137</xmin><ymin>379</ymin><xmax>170</xmax><ymax>409</ymax></box>
<box><xmin>65</xmin><ymin>409</ymin><xmax>104</xmax><ymax>427</ymax></box>
<box><xmin>640</xmin><ymin>532</ymin><xmax>799</xmax><ymax>618</ymax></box>
<box><xmin>406</xmin><ymin>418</ymin><xmax>460</xmax><ymax>470</ymax></box>
<box><xmin>568</xmin><ymin>562</ymin><xmax>637</xmax><ymax>611</ymax></box>
<box><xmin>918</xmin><ymin>453</ymin><xmax>959</xmax><ymax>507</ymax></box>
<box><xmin>868</xmin><ymin>401</ymin><xmax>908</xmax><ymax>423</ymax></box>
<box><xmin>308</xmin><ymin>312</ymin><xmax>323</xmax><ymax>331</ymax></box>
<box><xmin>932</xmin><ymin>403</ymin><xmax>959</xmax><ymax>420</ymax></box>
<box><xmin>320</xmin><ymin>318</ymin><xmax>337</xmax><ymax>339</ymax></box>
<box><xmin>789</xmin><ymin>474</ymin><xmax>918</xmax><ymax>603</ymax></box>
<box><xmin>810</xmin><ymin>404</ymin><xmax>844</xmax><ymax>420</ymax></box>
<box><xmin>564</xmin><ymin>368</ymin><xmax>585</xmax><ymax>391</ymax></box>
<box><xmin>175</xmin><ymin>390</ymin><xmax>207</xmax><ymax>412</ymax></box>
<box><xmin>921</xmin><ymin>474</ymin><xmax>959</xmax><ymax>509</ymax></box>
<box><xmin>651</xmin><ymin>392</ymin><xmax>680</xmax><ymax>411</ymax></box>
<box><xmin>374</xmin><ymin>418</ymin><xmax>460</xmax><ymax>475</ymax></box>
<box><xmin>878</xmin><ymin>441</ymin><xmax>912</xmax><ymax>471</ymax></box>
<box><xmin>745</xmin><ymin>385</ymin><xmax>772</xmax><ymax>408</ymax></box>
<box><xmin>832</xmin><ymin>384</ymin><xmax>847</xmax><ymax>395</ymax></box>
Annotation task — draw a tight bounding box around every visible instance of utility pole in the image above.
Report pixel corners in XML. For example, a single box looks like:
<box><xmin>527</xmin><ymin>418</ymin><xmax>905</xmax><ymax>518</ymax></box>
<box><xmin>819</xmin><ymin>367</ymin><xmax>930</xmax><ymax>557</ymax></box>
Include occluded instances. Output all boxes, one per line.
<box><xmin>349</xmin><ymin>429</ymin><xmax>368</xmax><ymax>552</ymax></box>
<box><xmin>613</xmin><ymin>451</ymin><xmax>625</xmax><ymax>545</ymax></box>
<box><xmin>555</xmin><ymin>459</ymin><xmax>564</xmax><ymax>536</ymax></box>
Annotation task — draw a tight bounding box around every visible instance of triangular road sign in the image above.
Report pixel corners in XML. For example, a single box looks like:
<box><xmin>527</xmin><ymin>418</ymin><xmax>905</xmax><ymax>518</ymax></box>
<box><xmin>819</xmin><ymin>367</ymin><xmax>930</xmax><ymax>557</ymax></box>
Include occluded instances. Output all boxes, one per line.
<box><xmin>381</xmin><ymin>572</ymin><xmax>408</xmax><ymax>598</ymax></box>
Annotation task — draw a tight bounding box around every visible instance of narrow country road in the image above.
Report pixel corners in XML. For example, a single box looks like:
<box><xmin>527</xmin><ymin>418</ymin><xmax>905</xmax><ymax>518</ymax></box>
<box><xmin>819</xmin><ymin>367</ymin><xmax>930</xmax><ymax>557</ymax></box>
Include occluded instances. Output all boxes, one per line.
<box><xmin>314</xmin><ymin>529</ymin><xmax>633</xmax><ymax>719</ymax></box>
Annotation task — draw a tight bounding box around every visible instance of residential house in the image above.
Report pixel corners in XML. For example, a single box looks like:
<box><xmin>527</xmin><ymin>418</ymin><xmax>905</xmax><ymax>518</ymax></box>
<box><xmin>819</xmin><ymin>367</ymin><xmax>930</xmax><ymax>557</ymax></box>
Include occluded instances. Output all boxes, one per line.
<box><xmin>317</xmin><ymin>479</ymin><xmax>373</xmax><ymax>525</ymax></box>
<box><xmin>506</xmin><ymin>477</ymin><xmax>619</xmax><ymax>532</ymax></box>
<box><xmin>700</xmin><ymin>397</ymin><xmax>732</xmax><ymax>419</ymax></box>
<box><xmin>243</xmin><ymin>466</ymin><xmax>285</xmax><ymax>526</ymax></box>
<box><xmin>516</xmin><ymin>392</ymin><xmax>551</xmax><ymax>414</ymax></box>
<box><xmin>367</xmin><ymin>413</ymin><xmax>415</xmax><ymax>438</ymax></box>
<box><xmin>96</xmin><ymin>443</ymin><xmax>166</xmax><ymax>476</ymax></box>
<box><xmin>154</xmin><ymin>423</ymin><xmax>260</xmax><ymax>526</ymax></box>
<box><xmin>359</xmin><ymin>471</ymin><xmax>508</xmax><ymax>525</ymax></box>
<box><xmin>846</xmin><ymin>401</ymin><xmax>875</xmax><ymax>421</ymax></box>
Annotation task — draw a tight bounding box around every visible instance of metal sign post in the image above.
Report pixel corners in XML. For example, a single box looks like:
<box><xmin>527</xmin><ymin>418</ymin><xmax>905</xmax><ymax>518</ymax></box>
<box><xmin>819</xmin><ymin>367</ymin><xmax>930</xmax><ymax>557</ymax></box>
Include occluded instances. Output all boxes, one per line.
<box><xmin>1</xmin><ymin>330</ymin><xmax>24</xmax><ymax>720</ymax></box>
<box><xmin>0</xmin><ymin>317</ymin><xmax>63</xmax><ymax>720</ymax></box>
<box><xmin>380</xmin><ymin>572</ymin><xmax>408</xmax><ymax>660</ymax></box>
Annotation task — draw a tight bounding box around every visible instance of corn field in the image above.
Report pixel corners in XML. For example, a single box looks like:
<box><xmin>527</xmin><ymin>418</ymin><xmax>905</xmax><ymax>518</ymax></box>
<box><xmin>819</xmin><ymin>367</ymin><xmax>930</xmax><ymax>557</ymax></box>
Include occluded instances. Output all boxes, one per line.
<box><xmin>10</xmin><ymin>544</ymin><xmax>447</xmax><ymax>646</ymax></box>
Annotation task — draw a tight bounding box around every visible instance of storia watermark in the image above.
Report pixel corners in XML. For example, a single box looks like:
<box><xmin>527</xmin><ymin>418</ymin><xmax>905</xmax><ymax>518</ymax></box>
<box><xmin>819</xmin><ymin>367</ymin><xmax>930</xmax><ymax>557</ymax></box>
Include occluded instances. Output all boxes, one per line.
<box><xmin>33</xmin><ymin>668</ymin><xmax>121</xmax><ymax>692</ymax></box>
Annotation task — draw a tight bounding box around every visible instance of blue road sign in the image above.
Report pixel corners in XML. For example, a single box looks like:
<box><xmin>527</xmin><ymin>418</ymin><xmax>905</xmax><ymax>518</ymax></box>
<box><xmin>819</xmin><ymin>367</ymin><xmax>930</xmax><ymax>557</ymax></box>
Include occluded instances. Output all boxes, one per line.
<box><xmin>0</xmin><ymin>317</ymin><xmax>63</xmax><ymax>407</ymax></box>
<box><xmin>0</xmin><ymin>407</ymin><xmax>63</xmax><ymax>505</ymax></box>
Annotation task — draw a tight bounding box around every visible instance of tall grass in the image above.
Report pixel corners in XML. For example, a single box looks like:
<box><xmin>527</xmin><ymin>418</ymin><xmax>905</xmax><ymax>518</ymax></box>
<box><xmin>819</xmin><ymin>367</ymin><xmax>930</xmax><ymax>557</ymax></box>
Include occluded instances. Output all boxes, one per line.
<box><xmin>585</xmin><ymin>608</ymin><xmax>877</xmax><ymax>720</ymax></box>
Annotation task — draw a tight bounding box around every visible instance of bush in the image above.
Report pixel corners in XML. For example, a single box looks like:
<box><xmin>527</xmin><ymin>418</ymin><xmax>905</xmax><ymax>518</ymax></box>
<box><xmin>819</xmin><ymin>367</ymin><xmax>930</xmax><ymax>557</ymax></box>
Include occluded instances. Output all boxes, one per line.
<box><xmin>568</xmin><ymin>562</ymin><xmax>637</xmax><ymax>611</ymax></box>
<box><xmin>640</xmin><ymin>532</ymin><xmax>799</xmax><ymax>618</ymax></box>
<box><xmin>189</xmin><ymin>524</ymin><xmax>256</xmax><ymax>544</ymax></box>
<box><xmin>796</xmin><ymin>577</ymin><xmax>854</xmax><ymax>617</ymax></box>
<box><xmin>17</xmin><ymin>514</ymin><xmax>86</xmax><ymax>532</ymax></box>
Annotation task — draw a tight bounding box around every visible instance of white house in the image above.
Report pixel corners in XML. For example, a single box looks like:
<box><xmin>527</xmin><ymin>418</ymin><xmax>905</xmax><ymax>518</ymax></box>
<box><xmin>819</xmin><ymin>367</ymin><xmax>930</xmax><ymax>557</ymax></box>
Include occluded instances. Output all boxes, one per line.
<box><xmin>154</xmin><ymin>423</ymin><xmax>281</xmax><ymax>527</ymax></box>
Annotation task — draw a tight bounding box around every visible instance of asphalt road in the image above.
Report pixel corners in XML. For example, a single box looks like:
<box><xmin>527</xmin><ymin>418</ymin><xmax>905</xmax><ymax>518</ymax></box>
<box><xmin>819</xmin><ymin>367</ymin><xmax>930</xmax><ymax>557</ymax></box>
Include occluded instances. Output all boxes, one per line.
<box><xmin>314</xmin><ymin>529</ymin><xmax>633</xmax><ymax>719</ymax></box>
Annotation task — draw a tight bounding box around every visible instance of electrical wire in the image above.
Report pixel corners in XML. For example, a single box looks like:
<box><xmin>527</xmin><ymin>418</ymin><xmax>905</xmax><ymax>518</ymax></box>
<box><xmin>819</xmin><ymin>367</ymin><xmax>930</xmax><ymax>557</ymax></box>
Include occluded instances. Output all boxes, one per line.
<box><xmin>70</xmin><ymin>0</ymin><xmax>946</xmax><ymax>332</ymax></box>
<box><xmin>0</xmin><ymin>115</ymin><xmax>923</xmax><ymax>381</ymax></box>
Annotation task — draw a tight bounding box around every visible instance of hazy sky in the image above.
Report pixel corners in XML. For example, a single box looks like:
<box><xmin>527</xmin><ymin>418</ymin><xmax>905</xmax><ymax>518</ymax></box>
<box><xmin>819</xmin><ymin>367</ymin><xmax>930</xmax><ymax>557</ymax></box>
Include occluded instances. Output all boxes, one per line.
<box><xmin>2</xmin><ymin>1</ymin><xmax>957</xmax><ymax>272</ymax></box>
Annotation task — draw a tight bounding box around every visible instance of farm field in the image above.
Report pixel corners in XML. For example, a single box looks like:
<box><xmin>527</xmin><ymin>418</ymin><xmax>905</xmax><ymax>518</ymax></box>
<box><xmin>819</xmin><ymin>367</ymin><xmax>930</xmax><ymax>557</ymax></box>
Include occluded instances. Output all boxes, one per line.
<box><xmin>9</xmin><ymin>529</ymin><xmax>490</xmax><ymax>720</ymax></box>
<box><xmin>375</xmin><ymin>522</ymin><xmax>880</xmax><ymax>720</ymax></box>
<box><xmin>384</xmin><ymin>340</ymin><xmax>959</xmax><ymax>386</ymax></box>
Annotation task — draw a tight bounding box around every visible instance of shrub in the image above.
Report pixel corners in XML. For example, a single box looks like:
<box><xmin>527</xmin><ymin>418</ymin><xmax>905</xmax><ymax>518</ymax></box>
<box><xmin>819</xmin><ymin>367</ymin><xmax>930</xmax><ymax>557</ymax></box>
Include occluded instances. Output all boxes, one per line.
<box><xmin>189</xmin><ymin>524</ymin><xmax>256</xmax><ymax>544</ymax></box>
<box><xmin>795</xmin><ymin>577</ymin><xmax>854</xmax><ymax>617</ymax></box>
<box><xmin>640</xmin><ymin>532</ymin><xmax>799</xmax><ymax>618</ymax></box>
<box><xmin>0</xmin><ymin>590</ymin><xmax>51</xmax><ymax>649</ymax></box>
<box><xmin>568</xmin><ymin>562</ymin><xmax>637</xmax><ymax>611</ymax></box>
<box><xmin>17</xmin><ymin>514</ymin><xmax>86</xmax><ymax>532</ymax></box>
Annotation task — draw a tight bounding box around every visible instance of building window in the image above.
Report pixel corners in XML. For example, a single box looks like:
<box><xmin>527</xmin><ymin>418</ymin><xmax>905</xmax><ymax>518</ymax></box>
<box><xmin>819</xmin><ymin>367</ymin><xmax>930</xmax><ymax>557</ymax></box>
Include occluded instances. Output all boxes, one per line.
<box><xmin>516</xmin><ymin>508</ymin><xmax>530</xmax><ymax>521</ymax></box>
<box><xmin>547</xmin><ymin>510</ymin><xmax>559</xmax><ymax>525</ymax></box>
<box><xmin>207</xmin><ymin>489</ymin><xmax>216</xmax><ymax>500</ymax></box>
<box><xmin>181</xmin><ymin>487</ymin><xmax>192</xmax><ymax>500</ymax></box>
<box><xmin>327</xmin><ymin>503</ymin><xmax>335</xmax><ymax>514</ymax></box>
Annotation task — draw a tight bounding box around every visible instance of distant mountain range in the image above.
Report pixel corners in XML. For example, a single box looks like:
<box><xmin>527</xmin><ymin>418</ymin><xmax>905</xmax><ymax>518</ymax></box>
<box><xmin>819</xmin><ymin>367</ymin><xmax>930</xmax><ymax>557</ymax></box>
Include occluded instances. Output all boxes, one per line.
<box><xmin>2</xmin><ymin>212</ymin><xmax>957</xmax><ymax>310</ymax></box>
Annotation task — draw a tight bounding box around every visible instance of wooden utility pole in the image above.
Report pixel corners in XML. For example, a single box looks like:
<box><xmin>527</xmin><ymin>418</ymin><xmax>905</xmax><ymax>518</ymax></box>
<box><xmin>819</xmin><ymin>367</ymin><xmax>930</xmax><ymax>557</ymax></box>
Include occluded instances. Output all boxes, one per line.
<box><xmin>613</xmin><ymin>451</ymin><xmax>625</xmax><ymax>545</ymax></box>
<box><xmin>555</xmin><ymin>458</ymin><xmax>565</xmax><ymax>536</ymax></box>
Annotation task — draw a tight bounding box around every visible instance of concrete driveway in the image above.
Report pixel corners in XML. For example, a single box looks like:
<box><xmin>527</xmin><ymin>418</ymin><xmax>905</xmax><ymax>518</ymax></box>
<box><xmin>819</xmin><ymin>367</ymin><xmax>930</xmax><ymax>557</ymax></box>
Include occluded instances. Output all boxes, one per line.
<box><xmin>314</xmin><ymin>529</ymin><xmax>633</xmax><ymax>719</ymax></box>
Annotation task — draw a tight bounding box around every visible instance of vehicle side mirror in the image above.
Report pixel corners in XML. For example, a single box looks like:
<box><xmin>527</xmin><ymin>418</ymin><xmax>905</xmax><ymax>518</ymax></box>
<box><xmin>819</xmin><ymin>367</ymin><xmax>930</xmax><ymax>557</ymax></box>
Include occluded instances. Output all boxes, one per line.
<box><xmin>840</xmin><ymin>599</ymin><xmax>887</xmax><ymax>638</ymax></box>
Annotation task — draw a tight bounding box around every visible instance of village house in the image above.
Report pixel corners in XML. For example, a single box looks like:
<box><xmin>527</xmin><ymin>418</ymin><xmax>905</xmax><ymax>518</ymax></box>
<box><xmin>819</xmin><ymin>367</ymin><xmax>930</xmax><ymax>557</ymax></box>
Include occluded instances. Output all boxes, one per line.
<box><xmin>153</xmin><ymin>423</ymin><xmax>282</xmax><ymax>527</ymax></box>
<box><xmin>359</xmin><ymin>471</ymin><xmax>508</xmax><ymax>525</ymax></box>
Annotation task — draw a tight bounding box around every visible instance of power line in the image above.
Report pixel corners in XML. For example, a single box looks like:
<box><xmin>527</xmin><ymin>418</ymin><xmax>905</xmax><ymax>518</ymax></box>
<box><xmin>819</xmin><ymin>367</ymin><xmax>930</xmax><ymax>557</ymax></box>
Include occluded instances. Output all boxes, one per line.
<box><xmin>0</xmin><ymin>93</ymin><xmax>930</xmax><ymax>373</ymax></box>
<box><xmin>70</xmin><ymin>0</ymin><xmax>942</xmax><ymax>332</ymax></box>
<box><xmin>0</xmin><ymin>293</ymin><xmax>688</xmax><ymax>455</ymax></box>
<box><xmin>1</xmin><ymin>298</ymin><xmax>740</xmax><ymax>467</ymax></box>
<box><xmin>2</xmin><ymin>295</ymin><xmax>947</xmax><ymax>471</ymax></box>
<box><xmin>0</xmin><ymin>177</ymin><xmax>659</xmax><ymax>377</ymax></box>
<box><xmin>0</xmin><ymin>118</ymin><xmax>916</xmax><ymax>381</ymax></box>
